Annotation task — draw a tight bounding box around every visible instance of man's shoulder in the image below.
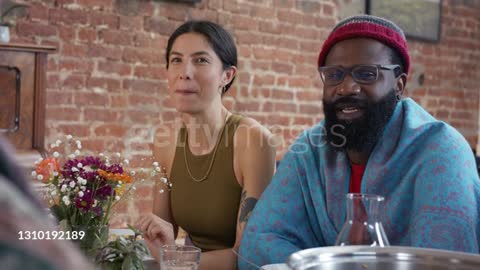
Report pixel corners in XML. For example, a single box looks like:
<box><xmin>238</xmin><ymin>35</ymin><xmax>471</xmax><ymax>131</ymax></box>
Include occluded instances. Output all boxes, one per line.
<box><xmin>402</xmin><ymin>98</ymin><xmax>467</xmax><ymax>146</ymax></box>
<box><xmin>404</xmin><ymin>117</ymin><xmax>470</xmax><ymax>157</ymax></box>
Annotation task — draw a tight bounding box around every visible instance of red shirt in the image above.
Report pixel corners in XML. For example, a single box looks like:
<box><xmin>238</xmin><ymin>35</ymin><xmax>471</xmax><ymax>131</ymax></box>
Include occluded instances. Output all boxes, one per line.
<box><xmin>349</xmin><ymin>163</ymin><xmax>366</xmax><ymax>193</ymax></box>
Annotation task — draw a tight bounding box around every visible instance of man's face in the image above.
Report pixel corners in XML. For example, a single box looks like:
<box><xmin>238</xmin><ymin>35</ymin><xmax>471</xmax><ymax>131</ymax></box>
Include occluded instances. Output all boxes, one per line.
<box><xmin>321</xmin><ymin>38</ymin><xmax>402</xmax><ymax>152</ymax></box>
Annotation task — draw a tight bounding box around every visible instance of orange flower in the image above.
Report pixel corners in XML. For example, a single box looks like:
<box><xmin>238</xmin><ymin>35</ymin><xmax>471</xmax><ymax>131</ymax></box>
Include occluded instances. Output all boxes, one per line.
<box><xmin>35</xmin><ymin>158</ymin><xmax>60</xmax><ymax>183</ymax></box>
<box><xmin>98</xmin><ymin>169</ymin><xmax>133</xmax><ymax>183</ymax></box>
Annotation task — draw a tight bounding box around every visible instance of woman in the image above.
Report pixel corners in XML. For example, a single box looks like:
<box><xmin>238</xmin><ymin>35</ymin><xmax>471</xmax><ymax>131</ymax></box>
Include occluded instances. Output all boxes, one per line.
<box><xmin>136</xmin><ymin>20</ymin><xmax>276</xmax><ymax>269</ymax></box>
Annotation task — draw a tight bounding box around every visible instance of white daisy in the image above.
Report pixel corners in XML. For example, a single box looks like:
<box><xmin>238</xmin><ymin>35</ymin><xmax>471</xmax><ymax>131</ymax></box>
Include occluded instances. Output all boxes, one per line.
<box><xmin>62</xmin><ymin>196</ymin><xmax>70</xmax><ymax>205</ymax></box>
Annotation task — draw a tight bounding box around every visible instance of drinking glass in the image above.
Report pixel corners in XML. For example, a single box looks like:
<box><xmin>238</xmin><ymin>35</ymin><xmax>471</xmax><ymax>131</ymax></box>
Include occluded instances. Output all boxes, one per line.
<box><xmin>335</xmin><ymin>193</ymin><xmax>389</xmax><ymax>247</ymax></box>
<box><xmin>160</xmin><ymin>245</ymin><xmax>201</xmax><ymax>270</ymax></box>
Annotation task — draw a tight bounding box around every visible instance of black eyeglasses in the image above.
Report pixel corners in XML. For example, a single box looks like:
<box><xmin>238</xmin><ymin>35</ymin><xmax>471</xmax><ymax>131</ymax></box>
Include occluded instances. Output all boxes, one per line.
<box><xmin>318</xmin><ymin>64</ymin><xmax>400</xmax><ymax>86</ymax></box>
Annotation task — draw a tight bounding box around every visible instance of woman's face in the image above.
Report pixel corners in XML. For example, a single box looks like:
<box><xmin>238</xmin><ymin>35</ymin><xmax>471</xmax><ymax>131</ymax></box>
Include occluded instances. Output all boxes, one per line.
<box><xmin>167</xmin><ymin>32</ymin><xmax>230</xmax><ymax>114</ymax></box>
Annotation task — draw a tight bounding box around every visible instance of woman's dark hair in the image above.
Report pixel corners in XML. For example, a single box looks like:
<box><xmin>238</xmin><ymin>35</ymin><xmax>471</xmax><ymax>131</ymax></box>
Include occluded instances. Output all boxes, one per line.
<box><xmin>166</xmin><ymin>20</ymin><xmax>237</xmax><ymax>94</ymax></box>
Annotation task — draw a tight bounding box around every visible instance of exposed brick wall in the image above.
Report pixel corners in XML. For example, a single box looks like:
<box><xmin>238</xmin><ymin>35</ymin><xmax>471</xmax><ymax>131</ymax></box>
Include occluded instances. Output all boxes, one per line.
<box><xmin>10</xmin><ymin>0</ymin><xmax>480</xmax><ymax>226</ymax></box>
<box><xmin>407</xmin><ymin>0</ymin><xmax>480</xmax><ymax>148</ymax></box>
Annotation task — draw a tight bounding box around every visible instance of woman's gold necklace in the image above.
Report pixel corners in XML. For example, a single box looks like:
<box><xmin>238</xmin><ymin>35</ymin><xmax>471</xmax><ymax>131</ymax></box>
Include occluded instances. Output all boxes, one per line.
<box><xmin>183</xmin><ymin>113</ymin><xmax>229</xmax><ymax>182</ymax></box>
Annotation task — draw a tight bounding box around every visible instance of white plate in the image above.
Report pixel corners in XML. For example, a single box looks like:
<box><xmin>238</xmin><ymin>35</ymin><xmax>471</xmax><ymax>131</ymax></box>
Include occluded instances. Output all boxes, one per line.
<box><xmin>109</xmin><ymin>228</ymin><xmax>135</xmax><ymax>236</ymax></box>
<box><xmin>261</xmin><ymin>263</ymin><xmax>290</xmax><ymax>270</ymax></box>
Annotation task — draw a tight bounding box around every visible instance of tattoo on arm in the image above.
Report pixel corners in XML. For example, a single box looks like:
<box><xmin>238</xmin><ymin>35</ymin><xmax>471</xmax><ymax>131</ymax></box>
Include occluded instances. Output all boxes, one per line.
<box><xmin>239</xmin><ymin>190</ymin><xmax>258</xmax><ymax>224</ymax></box>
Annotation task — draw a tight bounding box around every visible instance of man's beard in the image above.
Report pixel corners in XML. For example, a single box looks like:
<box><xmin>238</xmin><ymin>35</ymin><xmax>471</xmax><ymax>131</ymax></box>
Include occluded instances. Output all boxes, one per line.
<box><xmin>323</xmin><ymin>90</ymin><xmax>398</xmax><ymax>153</ymax></box>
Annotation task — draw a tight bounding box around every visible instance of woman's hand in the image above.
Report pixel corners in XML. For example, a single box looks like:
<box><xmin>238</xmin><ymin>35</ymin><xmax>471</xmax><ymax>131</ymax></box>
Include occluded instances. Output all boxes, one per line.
<box><xmin>135</xmin><ymin>213</ymin><xmax>175</xmax><ymax>261</ymax></box>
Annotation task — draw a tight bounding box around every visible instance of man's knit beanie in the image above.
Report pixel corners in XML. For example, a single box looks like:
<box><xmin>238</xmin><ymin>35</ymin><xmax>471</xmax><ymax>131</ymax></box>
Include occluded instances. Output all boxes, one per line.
<box><xmin>317</xmin><ymin>14</ymin><xmax>410</xmax><ymax>74</ymax></box>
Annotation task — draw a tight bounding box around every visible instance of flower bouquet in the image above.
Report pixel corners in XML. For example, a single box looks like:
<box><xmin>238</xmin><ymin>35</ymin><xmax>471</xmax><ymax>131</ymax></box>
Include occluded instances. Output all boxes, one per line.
<box><xmin>33</xmin><ymin>135</ymin><xmax>168</xmax><ymax>261</ymax></box>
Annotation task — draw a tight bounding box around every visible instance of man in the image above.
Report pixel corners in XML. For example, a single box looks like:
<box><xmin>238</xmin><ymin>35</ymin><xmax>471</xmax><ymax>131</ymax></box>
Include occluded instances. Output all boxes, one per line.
<box><xmin>0</xmin><ymin>136</ymin><xmax>93</xmax><ymax>270</ymax></box>
<box><xmin>238</xmin><ymin>15</ymin><xmax>480</xmax><ymax>269</ymax></box>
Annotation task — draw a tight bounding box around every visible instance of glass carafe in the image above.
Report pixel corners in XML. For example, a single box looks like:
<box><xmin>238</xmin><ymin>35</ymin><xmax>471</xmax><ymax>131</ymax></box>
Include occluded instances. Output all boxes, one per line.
<box><xmin>335</xmin><ymin>193</ymin><xmax>389</xmax><ymax>247</ymax></box>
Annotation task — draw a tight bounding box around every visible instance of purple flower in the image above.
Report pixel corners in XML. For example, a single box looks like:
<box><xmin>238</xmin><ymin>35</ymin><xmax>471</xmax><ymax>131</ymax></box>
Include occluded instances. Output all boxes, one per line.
<box><xmin>96</xmin><ymin>184</ymin><xmax>114</xmax><ymax>200</ymax></box>
<box><xmin>62</xmin><ymin>159</ymin><xmax>79</xmax><ymax>179</ymax></box>
<box><xmin>62</xmin><ymin>156</ymin><xmax>108</xmax><ymax>183</ymax></box>
<box><xmin>79</xmin><ymin>171</ymin><xmax>99</xmax><ymax>183</ymax></box>
<box><xmin>92</xmin><ymin>206</ymin><xmax>103</xmax><ymax>217</ymax></box>
<box><xmin>75</xmin><ymin>189</ymin><xmax>94</xmax><ymax>212</ymax></box>
<box><xmin>107</xmin><ymin>164</ymin><xmax>123</xmax><ymax>174</ymax></box>
<box><xmin>82</xmin><ymin>156</ymin><xmax>107</xmax><ymax>170</ymax></box>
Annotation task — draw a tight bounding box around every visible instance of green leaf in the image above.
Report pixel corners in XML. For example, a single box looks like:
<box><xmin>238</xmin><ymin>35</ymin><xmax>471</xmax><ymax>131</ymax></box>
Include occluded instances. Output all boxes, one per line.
<box><xmin>50</xmin><ymin>205</ymin><xmax>67</xmax><ymax>221</ymax></box>
<box><xmin>132</xmin><ymin>256</ymin><xmax>145</xmax><ymax>270</ymax></box>
<box><xmin>58</xmin><ymin>219</ymin><xmax>71</xmax><ymax>231</ymax></box>
<box><xmin>122</xmin><ymin>255</ymin><xmax>133</xmax><ymax>270</ymax></box>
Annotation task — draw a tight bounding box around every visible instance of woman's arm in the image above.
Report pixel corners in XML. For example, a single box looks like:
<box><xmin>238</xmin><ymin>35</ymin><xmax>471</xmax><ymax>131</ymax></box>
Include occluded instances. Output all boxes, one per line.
<box><xmin>136</xmin><ymin>123</ymin><xmax>180</xmax><ymax>259</ymax></box>
<box><xmin>198</xmin><ymin>118</ymin><xmax>277</xmax><ymax>270</ymax></box>
<box><xmin>151</xmin><ymin>123</ymin><xmax>179</xmax><ymax>228</ymax></box>
<box><xmin>233</xmin><ymin>118</ymin><xmax>277</xmax><ymax>247</ymax></box>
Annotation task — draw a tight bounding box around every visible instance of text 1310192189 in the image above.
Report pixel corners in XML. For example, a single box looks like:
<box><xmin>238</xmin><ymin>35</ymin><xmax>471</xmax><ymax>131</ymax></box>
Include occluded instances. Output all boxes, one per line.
<box><xmin>18</xmin><ymin>230</ymin><xmax>85</xmax><ymax>240</ymax></box>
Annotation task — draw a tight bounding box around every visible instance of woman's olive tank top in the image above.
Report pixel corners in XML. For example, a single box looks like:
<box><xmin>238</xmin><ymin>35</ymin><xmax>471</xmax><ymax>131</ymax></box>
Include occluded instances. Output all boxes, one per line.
<box><xmin>170</xmin><ymin>114</ymin><xmax>243</xmax><ymax>251</ymax></box>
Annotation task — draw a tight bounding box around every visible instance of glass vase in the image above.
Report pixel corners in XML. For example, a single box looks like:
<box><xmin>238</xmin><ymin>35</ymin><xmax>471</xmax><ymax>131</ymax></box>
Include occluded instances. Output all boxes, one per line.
<box><xmin>71</xmin><ymin>224</ymin><xmax>109</xmax><ymax>260</ymax></box>
<box><xmin>335</xmin><ymin>193</ymin><xmax>389</xmax><ymax>247</ymax></box>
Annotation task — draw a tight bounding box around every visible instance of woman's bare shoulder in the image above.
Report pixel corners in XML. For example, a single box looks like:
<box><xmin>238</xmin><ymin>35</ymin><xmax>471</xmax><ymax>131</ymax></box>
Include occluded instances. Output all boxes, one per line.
<box><xmin>236</xmin><ymin>116</ymin><xmax>275</xmax><ymax>144</ymax></box>
<box><xmin>236</xmin><ymin>116</ymin><xmax>272</xmax><ymax>137</ymax></box>
<box><xmin>233</xmin><ymin>116</ymin><xmax>277</xmax><ymax>189</ymax></box>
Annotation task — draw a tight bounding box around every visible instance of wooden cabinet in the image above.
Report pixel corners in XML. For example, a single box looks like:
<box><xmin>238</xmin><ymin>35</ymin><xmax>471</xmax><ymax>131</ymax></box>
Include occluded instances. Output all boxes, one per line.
<box><xmin>0</xmin><ymin>43</ymin><xmax>56</xmax><ymax>168</ymax></box>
